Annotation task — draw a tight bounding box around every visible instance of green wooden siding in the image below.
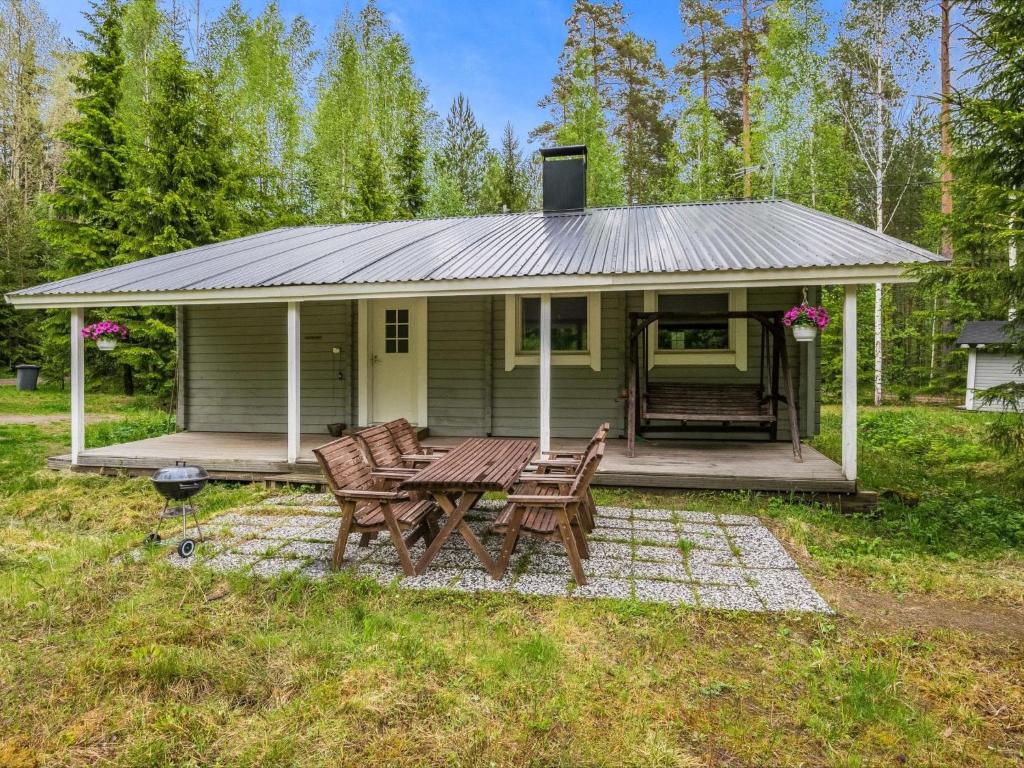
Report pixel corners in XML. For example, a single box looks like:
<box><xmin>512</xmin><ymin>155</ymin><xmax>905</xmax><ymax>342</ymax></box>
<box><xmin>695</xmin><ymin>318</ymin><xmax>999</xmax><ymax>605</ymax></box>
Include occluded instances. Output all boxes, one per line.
<box><xmin>183</xmin><ymin>301</ymin><xmax>354</xmax><ymax>434</ymax></box>
<box><xmin>181</xmin><ymin>290</ymin><xmax>819</xmax><ymax>440</ymax></box>
<box><xmin>426</xmin><ymin>295</ymin><xmax>490</xmax><ymax>436</ymax></box>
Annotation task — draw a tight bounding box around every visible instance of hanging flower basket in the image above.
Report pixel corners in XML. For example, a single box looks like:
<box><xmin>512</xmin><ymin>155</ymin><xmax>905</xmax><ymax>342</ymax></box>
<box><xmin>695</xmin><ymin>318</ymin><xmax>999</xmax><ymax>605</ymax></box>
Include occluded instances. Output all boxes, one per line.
<box><xmin>82</xmin><ymin>321</ymin><xmax>128</xmax><ymax>351</ymax></box>
<box><xmin>783</xmin><ymin>302</ymin><xmax>829</xmax><ymax>342</ymax></box>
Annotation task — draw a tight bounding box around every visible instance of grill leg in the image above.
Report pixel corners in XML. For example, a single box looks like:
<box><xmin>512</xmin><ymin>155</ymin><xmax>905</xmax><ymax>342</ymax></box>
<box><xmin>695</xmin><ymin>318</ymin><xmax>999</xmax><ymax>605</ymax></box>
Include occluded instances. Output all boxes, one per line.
<box><xmin>188</xmin><ymin>504</ymin><xmax>204</xmax><ymax>542</ymax></box>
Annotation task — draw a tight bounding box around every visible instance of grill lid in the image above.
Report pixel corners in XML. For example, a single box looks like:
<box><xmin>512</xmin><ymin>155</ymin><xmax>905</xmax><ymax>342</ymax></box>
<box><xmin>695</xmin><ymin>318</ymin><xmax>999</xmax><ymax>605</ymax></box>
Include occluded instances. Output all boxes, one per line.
<box><xmin>151</xmin><ymin>465</ymin><xmax>209</xmax><ymax>483</ymax></box>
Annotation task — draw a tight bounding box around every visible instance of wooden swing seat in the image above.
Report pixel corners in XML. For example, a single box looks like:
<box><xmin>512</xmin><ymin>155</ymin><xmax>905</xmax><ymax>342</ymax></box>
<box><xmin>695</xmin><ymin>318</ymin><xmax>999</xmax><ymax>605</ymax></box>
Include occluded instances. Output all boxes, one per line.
<box><xmin>642</xmin><ymin>382</ymin><xmax>776</xmax><ymax>425</ymax></box>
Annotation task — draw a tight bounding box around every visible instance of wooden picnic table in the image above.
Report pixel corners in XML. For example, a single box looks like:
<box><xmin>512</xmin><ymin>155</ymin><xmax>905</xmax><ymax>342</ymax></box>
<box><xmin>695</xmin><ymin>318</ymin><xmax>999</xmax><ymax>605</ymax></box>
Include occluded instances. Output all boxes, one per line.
<box><xmin>400</xmin><ymin>437</ymin><xmax>537</xmax><ymax>578</ymax></box>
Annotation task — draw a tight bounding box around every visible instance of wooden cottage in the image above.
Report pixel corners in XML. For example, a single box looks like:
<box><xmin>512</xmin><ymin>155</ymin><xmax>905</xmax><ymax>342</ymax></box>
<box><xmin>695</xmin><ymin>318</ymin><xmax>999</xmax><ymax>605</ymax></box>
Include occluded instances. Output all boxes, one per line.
<box><xmin>5</xmin><ymin>146</ymin><xmax>948</xmax><ymax>494</ymax></box>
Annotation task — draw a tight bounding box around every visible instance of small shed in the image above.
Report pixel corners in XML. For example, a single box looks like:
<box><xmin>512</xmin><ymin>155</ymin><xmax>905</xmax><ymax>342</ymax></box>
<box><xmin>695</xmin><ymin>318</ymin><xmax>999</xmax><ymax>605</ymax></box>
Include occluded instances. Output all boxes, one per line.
<box><xmin>956</xmin><ymin>320</ymin><xmax>1024</xmax><ymax>412</ymax></box>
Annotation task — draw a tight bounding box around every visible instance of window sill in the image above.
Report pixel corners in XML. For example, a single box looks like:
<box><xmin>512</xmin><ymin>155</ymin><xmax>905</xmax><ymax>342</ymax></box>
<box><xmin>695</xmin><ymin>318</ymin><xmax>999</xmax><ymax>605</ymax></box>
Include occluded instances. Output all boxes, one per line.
<box><xmin>652</xmin><ymin>350</ymin><xmax>741</xmax><ymax>367</ymax></box>
<box><xmin>510</xmin><ymin>352</ymin><xmax>597</xmax><ymax>369</ymax></box>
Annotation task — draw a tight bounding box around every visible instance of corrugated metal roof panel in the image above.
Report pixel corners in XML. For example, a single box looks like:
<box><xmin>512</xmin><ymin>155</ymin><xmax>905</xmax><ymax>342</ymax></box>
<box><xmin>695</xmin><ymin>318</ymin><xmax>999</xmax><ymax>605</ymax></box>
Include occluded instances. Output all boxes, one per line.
<box><xmin>11</xmin><ymin>199</ymin><xmax>946</xmax><ymax>297</ymax></box>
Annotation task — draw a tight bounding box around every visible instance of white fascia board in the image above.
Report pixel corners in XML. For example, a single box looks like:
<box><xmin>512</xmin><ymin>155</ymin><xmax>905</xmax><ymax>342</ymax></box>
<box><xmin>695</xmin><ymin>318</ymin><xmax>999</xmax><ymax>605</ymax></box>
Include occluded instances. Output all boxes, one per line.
<box><xmin>5</xmin><ymin>264</ymin><xmax>919</xmax><ymax>309</ymax></box>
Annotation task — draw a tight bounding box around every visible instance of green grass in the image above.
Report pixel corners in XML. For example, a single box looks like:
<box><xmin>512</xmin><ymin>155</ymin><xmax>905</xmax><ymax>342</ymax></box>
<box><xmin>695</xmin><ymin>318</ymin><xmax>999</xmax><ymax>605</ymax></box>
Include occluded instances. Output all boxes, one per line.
<box><xmin>0</xmin><ymin>381</ymin><xmax>162</xmax><ymax>416</ymax></box>
<box><xmin>1</xmin><ymin>392</ymin><xmax>1022</xmax><ymax>766</ymax></box>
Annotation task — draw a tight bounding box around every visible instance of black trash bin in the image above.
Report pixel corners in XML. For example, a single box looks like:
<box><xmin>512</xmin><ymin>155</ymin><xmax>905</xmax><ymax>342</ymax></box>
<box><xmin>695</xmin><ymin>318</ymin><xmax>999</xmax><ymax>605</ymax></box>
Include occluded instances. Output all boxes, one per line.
<box><xmin>15</xmin><ymin>364</ymin><xmax>40</xmax><ymax>391</ymax></box>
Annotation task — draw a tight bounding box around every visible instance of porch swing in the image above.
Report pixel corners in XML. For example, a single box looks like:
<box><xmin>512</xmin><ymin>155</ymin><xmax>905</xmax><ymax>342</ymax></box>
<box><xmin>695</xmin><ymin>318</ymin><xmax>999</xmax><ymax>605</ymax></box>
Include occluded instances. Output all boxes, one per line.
<box><xmin>626</xmin><ymin>310</ymin><xmax>803</xmax><ymax>461</ymax></box>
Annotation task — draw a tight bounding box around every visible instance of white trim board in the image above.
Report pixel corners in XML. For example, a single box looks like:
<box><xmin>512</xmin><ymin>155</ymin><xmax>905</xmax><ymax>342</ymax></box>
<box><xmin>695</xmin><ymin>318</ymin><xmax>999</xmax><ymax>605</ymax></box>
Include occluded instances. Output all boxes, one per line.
<box><xmin>6</xmin><ymin>264</ymin><xmax>919</xmax><ymax>309</ymax></box>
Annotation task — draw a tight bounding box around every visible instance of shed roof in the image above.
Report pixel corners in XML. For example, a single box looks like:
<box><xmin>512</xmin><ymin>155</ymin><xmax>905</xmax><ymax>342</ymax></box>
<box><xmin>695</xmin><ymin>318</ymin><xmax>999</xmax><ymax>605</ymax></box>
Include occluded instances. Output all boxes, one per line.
<box><xmin>956</xmin><ymin>320</ymin><xmax>1014</xmax><ymax>347</ymax></box>
<box><xmin>8</xmin><ymin>199</ymin><xmax>945</xmax><ymax>306</ymax></box>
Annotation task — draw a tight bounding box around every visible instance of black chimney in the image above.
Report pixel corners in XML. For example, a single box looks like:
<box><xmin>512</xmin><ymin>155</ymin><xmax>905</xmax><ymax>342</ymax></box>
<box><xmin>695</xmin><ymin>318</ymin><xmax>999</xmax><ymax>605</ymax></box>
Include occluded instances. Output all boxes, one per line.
<box><xmin>540</xmin><ymin>144</ymin><xmax>587</xmax><ymax>212</ymax></box>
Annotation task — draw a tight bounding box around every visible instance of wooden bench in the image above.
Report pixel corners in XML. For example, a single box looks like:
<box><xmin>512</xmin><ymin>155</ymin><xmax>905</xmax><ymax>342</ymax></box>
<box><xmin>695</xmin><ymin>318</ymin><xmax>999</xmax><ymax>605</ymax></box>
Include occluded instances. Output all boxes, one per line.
<box><xmin>642</xmin><ymin>382</ymin><xmax>776</xmax><ymax>425</ymax></box>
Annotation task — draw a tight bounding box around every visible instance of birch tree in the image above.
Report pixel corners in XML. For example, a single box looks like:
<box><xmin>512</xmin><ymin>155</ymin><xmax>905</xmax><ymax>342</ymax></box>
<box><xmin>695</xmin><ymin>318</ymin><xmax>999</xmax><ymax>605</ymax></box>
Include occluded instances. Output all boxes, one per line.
<box><xmin>832</xmin><ymin>0</ymin><xmax>935</xmax><ymax>405</ymax></box>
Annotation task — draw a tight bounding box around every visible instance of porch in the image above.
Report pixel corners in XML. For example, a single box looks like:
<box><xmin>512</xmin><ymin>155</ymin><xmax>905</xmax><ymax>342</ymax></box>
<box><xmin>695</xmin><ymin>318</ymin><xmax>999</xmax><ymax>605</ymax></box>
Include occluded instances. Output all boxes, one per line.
<box><xmin>48</xmin><ymin>430</ymin><xmax>855</xmax><ymax>493</ymax></box>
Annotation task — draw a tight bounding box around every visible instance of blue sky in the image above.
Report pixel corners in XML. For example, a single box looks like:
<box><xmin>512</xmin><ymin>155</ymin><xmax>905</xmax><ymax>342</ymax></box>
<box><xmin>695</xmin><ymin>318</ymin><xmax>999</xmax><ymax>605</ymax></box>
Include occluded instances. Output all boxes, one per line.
<box><xmin>40</xmin><ymin>0</ymin><xmax>942</xmax><ymax>150</ymax></box>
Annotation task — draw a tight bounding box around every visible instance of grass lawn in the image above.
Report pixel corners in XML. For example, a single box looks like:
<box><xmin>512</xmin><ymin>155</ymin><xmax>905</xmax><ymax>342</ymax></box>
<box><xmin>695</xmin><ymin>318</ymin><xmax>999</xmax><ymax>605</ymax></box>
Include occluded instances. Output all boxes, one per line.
<box><xmin>1</xmin><ymin>389</ymin><xmax>1022</xmax><ymax>766</ymax></box>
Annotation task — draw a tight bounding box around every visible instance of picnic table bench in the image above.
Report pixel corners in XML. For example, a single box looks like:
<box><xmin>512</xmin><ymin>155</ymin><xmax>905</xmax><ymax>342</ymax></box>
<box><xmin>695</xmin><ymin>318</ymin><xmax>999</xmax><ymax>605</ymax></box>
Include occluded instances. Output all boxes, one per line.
<box><xmin>400</xmin><ymin>437</ymin><xmax>537</xmax><ymax>579</ymax></box>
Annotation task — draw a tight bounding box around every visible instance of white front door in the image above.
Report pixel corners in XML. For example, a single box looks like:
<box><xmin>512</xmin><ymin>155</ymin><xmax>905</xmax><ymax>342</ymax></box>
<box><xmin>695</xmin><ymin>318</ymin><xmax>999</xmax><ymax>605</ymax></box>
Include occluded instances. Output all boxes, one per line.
<box><xmin>368</xmin><ymin>298</ymin><xmax>426</xmax><ymax>425</ymax></box>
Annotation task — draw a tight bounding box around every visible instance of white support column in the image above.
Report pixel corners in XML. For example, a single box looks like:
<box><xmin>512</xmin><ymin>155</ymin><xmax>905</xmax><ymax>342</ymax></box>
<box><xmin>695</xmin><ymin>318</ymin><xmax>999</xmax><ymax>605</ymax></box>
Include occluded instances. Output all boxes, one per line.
<box><xmin>70</xmin><ymin>308</ymin><xmax>85</xmax><ymax>464</ymax></box>
<box><xmin>287</xmin><ymin>301</ymin><xmax>301</xmax><ymax>464</ymax></box>
<box><xmin>842</xmin><ymin>285</ymin><xmax>858</xmax><ymax>482</ymax></box>
<box><xmin>539</xmin><ymin>293</ymin><xmax>551</xmax><ymax>454</ymax></box>
<box><xmin>965</xmin><ymin>348</ymin><xmax>977</xmax><ymax>410</ymax></box>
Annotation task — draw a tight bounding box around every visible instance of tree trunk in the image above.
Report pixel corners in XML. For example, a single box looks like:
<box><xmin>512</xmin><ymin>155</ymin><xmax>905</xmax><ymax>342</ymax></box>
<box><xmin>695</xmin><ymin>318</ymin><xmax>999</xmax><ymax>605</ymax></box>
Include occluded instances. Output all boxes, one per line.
<box><xmin>939</xmin><ymin>0</ymin><xmax>953</xmax><ymax>258</ymax></box>
<box><xmin>123</xmin><ymin>364</ymin><xmax>134</xmax><ymax>396</ymax></box>
<box><xmin>873</xmin><ymin>6</ymin><xmax>885</xmax><ymax>407</ymax></box>
<box><xmin>741</xmin><ymin>0</ymin><xmax>753</xmax><ymax>199</ymax></box>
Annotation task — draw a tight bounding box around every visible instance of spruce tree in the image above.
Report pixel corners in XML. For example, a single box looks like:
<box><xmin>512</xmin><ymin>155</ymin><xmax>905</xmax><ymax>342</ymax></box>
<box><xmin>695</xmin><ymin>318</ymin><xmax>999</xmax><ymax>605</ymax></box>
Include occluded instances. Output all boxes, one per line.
<box><xmin>353</xmin><ymin>134</ymin><xmax>394</xmax><ymax>221</ymax></box>
<box><xmin>37</xmin><ymin>0</ymin><xmax>127</xmax><ymax>384</ymax></box>
<box><xmin>437</xmin><ymin>93</ymin><xmax>488</xmax><ymax>212</ymax></box>
<box><xmin>394</xmin><ymin>116</ymin><xmax>426</xmax><ymax>218</ymax></box>
<box><xmin>40</xmin><ymin>0</ymin><xmax>126</xmax><ymax>280</ymax></box>
<box><xmin>109</xmin><ymin>38</ymin><xmax>238</xmax><ymax>393</ymax></box>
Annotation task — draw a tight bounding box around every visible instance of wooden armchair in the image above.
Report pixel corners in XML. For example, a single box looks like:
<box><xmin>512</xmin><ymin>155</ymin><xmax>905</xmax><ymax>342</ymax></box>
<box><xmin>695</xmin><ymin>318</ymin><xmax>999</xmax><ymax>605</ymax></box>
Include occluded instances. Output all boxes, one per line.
<box><xmin>383</xmin><ymin>418</ymin><xmax>450</xmax><ymax>466</ymax></box>
<box><xmin>313</xmin><ymin>436</ymin><xmax>440</xmax><ymax>575</ymax></box>
<box><xmin>521</xmin><ymin>422</ymin><xmax>608</xmax><ymax>532</ymax></box>
<box><xmin>355</xmin><ymin>424</ymin><xmax>419</xmax><ymax>476</ymax></box>
<box><xmin>493</xmin><ymin>443</ymin><xmax>605</xmax><ymax>586</ymax></box>
<box><xmin>528</xmin><ymin>422</ymin><xmax>609</xmax><ymax>476</ymax></box>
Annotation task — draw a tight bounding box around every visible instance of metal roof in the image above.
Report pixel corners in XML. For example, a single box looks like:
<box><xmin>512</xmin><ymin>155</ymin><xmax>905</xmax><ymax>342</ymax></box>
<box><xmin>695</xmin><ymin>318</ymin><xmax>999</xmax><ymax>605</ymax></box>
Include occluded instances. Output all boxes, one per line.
<box><xmin>10</xmin><ymin>199</ymin><xmax>945</xmax><ymax>299</ymax></box>
<box><xmin>956</xmin><ymin>320</ymin><xmax>1014</xmax><ymax>347</ymax></box>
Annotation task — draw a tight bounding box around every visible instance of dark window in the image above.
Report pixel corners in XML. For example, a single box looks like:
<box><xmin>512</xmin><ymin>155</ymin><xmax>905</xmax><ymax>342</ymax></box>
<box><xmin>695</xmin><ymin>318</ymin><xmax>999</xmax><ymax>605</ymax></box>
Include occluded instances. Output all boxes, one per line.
<box><xmin>656</xmin><ymin>293</ymin><xmax>730</xmax><ymax>351</ymax></box>
<box><xmin>384</xmin><ymin>308</ymin><xmax>409</xmax><ymax>354</ymax></box>
<box><xmin>521</xmin><ymin>296</ymin><xmax>588</xmax><ymax>352</ymax></box>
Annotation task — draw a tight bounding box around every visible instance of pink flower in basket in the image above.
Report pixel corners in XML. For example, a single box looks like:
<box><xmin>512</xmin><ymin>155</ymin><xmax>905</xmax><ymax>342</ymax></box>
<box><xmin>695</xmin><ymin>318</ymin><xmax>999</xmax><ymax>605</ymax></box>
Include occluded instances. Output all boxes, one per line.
<box><xmin>783</xmin><ymin>303</ymin><xmax>829</xmax><ymax>330</ymax></box>
<box><xmin>81</xmin><ymin>321</ymin><xmax>129</xmax><ymax>341</ymax></box>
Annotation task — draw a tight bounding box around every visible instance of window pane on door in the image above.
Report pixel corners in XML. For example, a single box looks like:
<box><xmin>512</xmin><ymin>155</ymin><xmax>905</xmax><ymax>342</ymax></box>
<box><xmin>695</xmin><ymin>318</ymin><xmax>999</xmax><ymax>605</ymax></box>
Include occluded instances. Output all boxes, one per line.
<box><xmin>384</xmin><ymin>307</ymin><xmax>410</xmax><ymax>354</ymax></box>
<box><xmin>657</xmin><ymin>293</ymin><xmax>730</xmax><ymax>350</ymax></box>
<box><xmin>521</xmin><ymin>296</ymin><xmax>588</xmax><ymax>352</ymax></box>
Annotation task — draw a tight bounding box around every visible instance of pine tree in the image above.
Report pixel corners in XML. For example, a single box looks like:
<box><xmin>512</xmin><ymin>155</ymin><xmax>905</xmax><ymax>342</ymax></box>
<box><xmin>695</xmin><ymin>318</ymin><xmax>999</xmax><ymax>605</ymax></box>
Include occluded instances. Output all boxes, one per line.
<box><xmin>556</xmin><ymin>51</ymin><xmax>624</xmax><ymax>206</ymax></box>
<box><xmin>536</xmin><ymin>0</ymin><xmax>625</xmax><ymax>142</ymax></box>
<box><xmin>610</xmin><ymin>31</ymin><xmax>674</xmax><ymax>204</ymax></box>
<box><xmin>437</xmin><ymin>93</ymin><xmax>488</xmax><ymax>212</ymax></box>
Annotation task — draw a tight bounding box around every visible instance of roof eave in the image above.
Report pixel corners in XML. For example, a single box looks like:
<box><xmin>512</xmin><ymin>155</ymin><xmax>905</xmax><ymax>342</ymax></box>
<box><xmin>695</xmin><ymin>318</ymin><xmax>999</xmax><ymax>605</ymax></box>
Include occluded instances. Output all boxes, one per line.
<box><xmin>5</xmin><ymin>264</ymin><xmax>924</xmax><ymax>309</ymax></box>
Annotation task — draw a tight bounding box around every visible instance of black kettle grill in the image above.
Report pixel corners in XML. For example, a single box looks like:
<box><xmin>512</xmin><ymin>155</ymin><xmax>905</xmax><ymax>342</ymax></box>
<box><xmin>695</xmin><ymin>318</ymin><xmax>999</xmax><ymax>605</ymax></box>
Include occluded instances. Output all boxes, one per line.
<box><xmin>147</xmin><ymin>462</ymin><xmax>209</xmax><ymax>558</ymax></box>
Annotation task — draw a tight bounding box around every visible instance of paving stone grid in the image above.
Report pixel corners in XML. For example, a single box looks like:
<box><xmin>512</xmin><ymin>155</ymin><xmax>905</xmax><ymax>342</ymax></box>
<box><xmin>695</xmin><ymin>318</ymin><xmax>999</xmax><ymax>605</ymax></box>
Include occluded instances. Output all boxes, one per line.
<box><xmin>142</xmin><ymin>493</ymin><xmax>831</xmax><ymax>613</ymax></box>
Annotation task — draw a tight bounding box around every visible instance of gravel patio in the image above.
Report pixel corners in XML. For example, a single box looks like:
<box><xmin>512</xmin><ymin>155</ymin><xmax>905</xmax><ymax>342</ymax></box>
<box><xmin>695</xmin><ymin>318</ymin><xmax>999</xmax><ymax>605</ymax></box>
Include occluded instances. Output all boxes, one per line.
<box><xmin>150</xmin><ymin>493</ymin><xmax>831</xmax><ymax>613</ymax></box>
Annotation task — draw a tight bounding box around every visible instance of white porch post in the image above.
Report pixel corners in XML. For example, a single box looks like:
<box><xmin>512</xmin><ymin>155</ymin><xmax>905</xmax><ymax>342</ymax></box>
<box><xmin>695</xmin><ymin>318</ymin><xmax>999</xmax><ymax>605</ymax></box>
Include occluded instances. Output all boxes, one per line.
<box><xmin>70</xmin><ymin>307</ymin><xmax>85</xmax><ymax>464</ymax></box>
<box><xmin>965</xmin><ymin>348</ymin><xmax>977</xmax><ymax>410</ymax></box>
<box><xmin>287</xmin><ymin>301</ymin><xmax>301</xmax><ymax>464</ymax></box>
<box><xmin>539</xmin><ymin>293</ymin><xmax>551</xmax><ymax>454</ymax></box>
<box><xmin>842</xmin><ymin>285</ymin><xmax>858</xmax><ymax>482</ymax></box>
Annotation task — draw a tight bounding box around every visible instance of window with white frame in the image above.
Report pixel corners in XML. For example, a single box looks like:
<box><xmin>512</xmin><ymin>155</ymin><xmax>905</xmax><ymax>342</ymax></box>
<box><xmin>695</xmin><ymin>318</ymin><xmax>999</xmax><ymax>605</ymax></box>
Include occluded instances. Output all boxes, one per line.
<box><xmin>504</xmin><ymin>293</ymin><xmax>601</xmax><ymax>371</ymax></box>
<box><xmin>644</xmin><ymin>289</ymin><xmax>748</xmax><ymax>370</ymax></box>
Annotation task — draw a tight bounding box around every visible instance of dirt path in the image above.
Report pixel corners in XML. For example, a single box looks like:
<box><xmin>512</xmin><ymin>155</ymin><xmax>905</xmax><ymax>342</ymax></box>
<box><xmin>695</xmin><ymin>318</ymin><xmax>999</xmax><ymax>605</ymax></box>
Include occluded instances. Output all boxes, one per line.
<box><xmin>0</xmin><ymin>413</ymin><xmax>119</xmax><ymax>426</ymax></box>
<box><xmin>764</xmin><ymin>518</ymin><xmax>1024</xmax><ymax>640</ymax></box>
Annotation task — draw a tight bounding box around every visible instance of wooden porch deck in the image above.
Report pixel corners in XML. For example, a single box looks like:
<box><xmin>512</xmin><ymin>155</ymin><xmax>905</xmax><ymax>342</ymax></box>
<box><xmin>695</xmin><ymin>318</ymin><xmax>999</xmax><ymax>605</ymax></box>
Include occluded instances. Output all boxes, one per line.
<box><xmin>49</xmin><ymin>431</ymin><xmax>855</xmax><ymax>493</ymax></box>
